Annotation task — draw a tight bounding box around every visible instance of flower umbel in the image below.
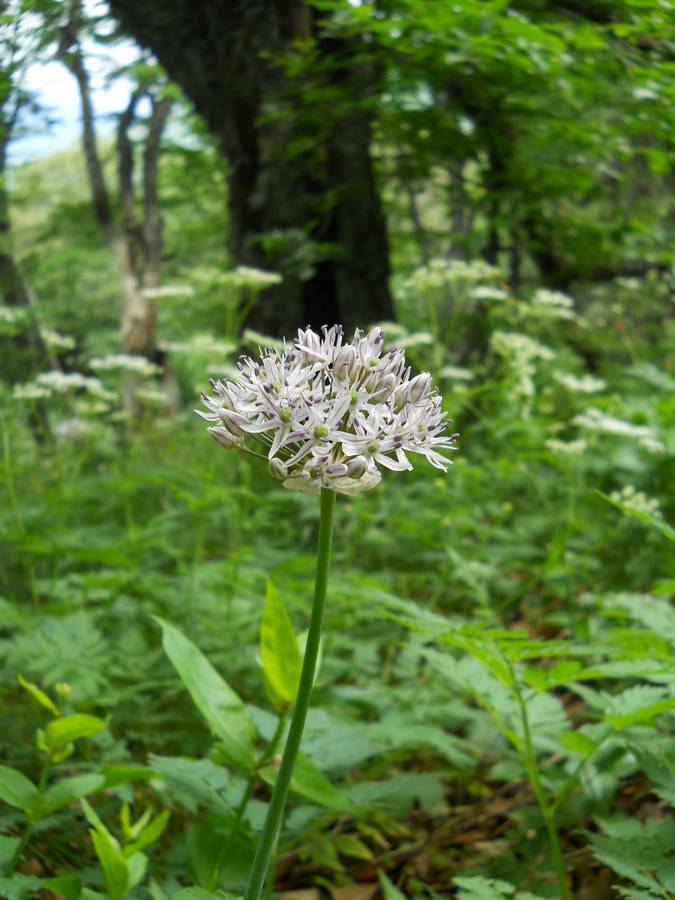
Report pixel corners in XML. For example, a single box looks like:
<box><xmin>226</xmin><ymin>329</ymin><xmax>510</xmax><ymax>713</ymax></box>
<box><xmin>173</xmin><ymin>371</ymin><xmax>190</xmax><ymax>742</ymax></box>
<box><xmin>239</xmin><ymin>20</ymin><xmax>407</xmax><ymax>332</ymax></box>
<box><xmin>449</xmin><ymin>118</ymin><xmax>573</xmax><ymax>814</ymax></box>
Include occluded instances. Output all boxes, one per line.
<box><xmin>197</xmin><ymin>325</ymin><xmax>458</xmax><ymax>495</ymax></box>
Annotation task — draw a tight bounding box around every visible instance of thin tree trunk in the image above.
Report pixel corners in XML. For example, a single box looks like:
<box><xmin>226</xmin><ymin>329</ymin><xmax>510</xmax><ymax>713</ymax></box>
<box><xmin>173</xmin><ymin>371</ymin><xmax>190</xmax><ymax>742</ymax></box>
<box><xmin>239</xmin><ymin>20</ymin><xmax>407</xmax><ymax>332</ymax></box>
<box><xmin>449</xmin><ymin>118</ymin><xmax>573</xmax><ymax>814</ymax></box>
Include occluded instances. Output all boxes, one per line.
<box><xmin>57</xmin><ymin>4</ymin><xmax>173</xmax><ymax>413</ymax></box>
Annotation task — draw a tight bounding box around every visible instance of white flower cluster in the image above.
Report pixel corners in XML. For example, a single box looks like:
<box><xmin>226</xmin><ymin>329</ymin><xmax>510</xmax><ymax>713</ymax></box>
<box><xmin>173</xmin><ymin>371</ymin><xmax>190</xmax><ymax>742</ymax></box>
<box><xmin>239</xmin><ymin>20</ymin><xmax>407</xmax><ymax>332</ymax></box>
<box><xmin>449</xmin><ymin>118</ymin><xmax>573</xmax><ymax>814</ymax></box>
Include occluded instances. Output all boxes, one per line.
<box><xmin>545</xmin><ymin>437</ymin><xmax>588</xmax><ymax>456</ymax></box>
<box><xmin>197</xmin><ymin>325</ymin><xmax>458</xmax><ymax>496</ymax></box>
<box><xmin>572</xmin><ymin>407</ymin><xmax>667</xmax><ymax>454</ymax></box>
<box><xmin>13</xmin><ymin>371</ymin><xmax>104</xmax><ymax>399</ymax></box>
<box><xmin>490</xmin><ymin>330</ymin><xmax>555</xmax><ymax>401</ymax></box>
<box><xmin>610</xmin><ymin>485</ymin><xmax>662</xmax><ymax>518</ymax></box>
<box><xmin>527</xmin><ymin>288</ymin><xmax>576</xmax><ymax>320</ymax></box>
<box><xmin>40</xmin><ymin>327</ymin><xmax>76</xmax><ymax>352</ymax></box>
<box><xmin>89</xmin><ymin>354</ymin><xmax>163</xmax><ymax>376</ymax></box>
<box><xmin>553</xmin><ymin>371</ymin><xmax>606</xmax><ymax>393</ymax></box>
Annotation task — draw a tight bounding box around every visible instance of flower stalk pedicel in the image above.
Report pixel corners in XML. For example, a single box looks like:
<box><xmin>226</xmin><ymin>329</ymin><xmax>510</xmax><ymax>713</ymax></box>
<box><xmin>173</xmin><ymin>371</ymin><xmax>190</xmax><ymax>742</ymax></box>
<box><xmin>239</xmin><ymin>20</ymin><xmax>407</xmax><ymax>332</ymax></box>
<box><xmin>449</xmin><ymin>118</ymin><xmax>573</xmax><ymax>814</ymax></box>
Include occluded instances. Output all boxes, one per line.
<box><xmin>197</xmin><ymin>325</ymin><xmax>457</xmax><ymax>899</ymax></box>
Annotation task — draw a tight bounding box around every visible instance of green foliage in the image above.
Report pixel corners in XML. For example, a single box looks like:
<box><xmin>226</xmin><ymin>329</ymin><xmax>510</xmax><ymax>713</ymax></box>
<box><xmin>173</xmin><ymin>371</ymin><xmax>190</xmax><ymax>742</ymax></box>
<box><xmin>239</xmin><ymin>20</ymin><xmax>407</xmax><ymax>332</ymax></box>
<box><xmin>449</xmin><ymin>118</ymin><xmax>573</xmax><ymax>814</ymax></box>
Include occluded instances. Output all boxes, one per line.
<box><xmin>3</xmin><ymin>4</ymin><xmax>675</xmax><ymax>895</ymax></box>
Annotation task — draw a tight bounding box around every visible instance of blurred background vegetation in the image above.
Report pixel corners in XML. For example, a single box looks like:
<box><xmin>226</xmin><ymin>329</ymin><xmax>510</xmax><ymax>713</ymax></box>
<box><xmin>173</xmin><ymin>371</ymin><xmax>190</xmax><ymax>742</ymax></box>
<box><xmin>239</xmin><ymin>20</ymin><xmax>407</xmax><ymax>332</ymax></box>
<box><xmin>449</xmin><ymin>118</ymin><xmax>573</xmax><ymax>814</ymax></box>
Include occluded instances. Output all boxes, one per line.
<box><xmin>1</xmin><ymin>1</ymin><xmax>675</xmax><ymax>899</ymax></box>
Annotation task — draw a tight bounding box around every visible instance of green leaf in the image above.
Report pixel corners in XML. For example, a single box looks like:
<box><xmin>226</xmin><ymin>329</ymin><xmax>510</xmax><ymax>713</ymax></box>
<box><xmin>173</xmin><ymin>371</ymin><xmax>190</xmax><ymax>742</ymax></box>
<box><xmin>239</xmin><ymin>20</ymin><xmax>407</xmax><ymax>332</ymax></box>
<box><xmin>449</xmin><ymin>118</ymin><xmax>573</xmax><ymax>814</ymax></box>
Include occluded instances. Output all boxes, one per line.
<box><xmin>453</xmin><ymin>875</ymin><xmax>516</xmax><ymax>899</ymax></box>
<box><xmin>81</xmin><ymin>798</ymin><xmax>121</xmax><ymax>853</ymax></box>
<box><xmin>260</xmin><ymin>580</ymin><xmax>303</xmax><ymax>709</ymax></box>
<box><xmin>44</xmin><ymin>874</ymin><xmax>83</xmax><ymax>900</ymax></box>
<box><xmin>0</xmin><ymin>875</ymin><xmax>46</xmax><ymax>900</ymax></box>
<box><xmin>0</xmin><ymin>836</ymin><xmax>21</xmax><ymax>868</ymax></box>
<box><xmin>378</xmin><ymin>870</ymin><xmax>408</xmax><ymax>900</ymax></box>
<box><xmin>186</xmin><ymin>814</ymin><xmax>256</xmax><ymax>889</ymax></box>
<box><xmin>90</xmin><ymin>830</ymin><xmax>129</xmax><ymax>900</ymax></box>
<box><xmin>559</xmin><ymin>731</ymin><xmax>599</xmax><ymax>755</ymax></box>
<box><xmin>124</xmin><ymin>809</ymin><xmax>170</xmax><ymax>858</ymax></box>
<box><xmin>260</xmin><ymin>752</ymin><xmax>349</xmax><ymax>809</ymax></box>
<box><xmin>173</xmin><ymin>890</ymin><xmax>230</xmax><ymax>900</ymax></box>
<box><xmin>17</xmin><ymin>675</ymin><xmax>58</xmax><ymax>716</ymax></box>
<box><xmin>41</xmin><ymin>773</ymin><xmax>105</xmax><ymax>815</ymax></box>
<box><xmin>154</xmin><ymin>618</ymin><xmax>256</xmax><ymax>770</ymax></box>
<box><xmin>101</xmin><ymin>765</ymin><xmax>156</xmax><ymax>788</ymax></box>
<box><xmin>126</xmin><ymin>851</ymin><xmax>148</xmax><ymax>892</ymax></box>
<box><xmin>43</xmin><ymin>714</ymin><xmax>107</xmax><ymax>752</ymax></box>
<box><xmin>0</xmin><ymin>765</ymin><xmax>38</xmax><ymax>812</ymax></box>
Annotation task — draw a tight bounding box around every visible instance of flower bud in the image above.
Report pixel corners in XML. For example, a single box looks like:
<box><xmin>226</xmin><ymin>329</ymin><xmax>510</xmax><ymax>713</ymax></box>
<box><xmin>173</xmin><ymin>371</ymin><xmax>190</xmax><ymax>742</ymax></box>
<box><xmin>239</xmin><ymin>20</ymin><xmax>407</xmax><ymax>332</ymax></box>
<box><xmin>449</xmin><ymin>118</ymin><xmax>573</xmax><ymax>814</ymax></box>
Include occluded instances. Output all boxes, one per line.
<box><xmin>269</xmin><ymin>458</ymin><xmax>288</xmax><ymax>480</ymax></box>
<box><xmin>208</xmin><ymin>426</ymin><xmax>241</xmax><ymax>449</ymax></box>
<box><xmin>346</xmin><ymin>455</ymin><xmax>368</xmax><ymax>478</ymax></box>
<box><xmin>333</xmin><ymin>345</ymin><xmax>357</xmax><ymax>379</ymax></box>
<box><xmin>407</xmin><ymin>372</ymin><xmax>432</xmax><ymax>404</ymax></box>
<box><xmin>325</xmin><ymin>462</ymin><xmax>349</xmax><ymax>478</ymax></box>
<box><xmin>370</xmin><ymin>373</ymin><xmax>397</xmax><ymax>402</ymax></box>
<box><xmin>218</xmin><ymin>406</ymin><xmax>250</xmax><ymax>438</ymax></box>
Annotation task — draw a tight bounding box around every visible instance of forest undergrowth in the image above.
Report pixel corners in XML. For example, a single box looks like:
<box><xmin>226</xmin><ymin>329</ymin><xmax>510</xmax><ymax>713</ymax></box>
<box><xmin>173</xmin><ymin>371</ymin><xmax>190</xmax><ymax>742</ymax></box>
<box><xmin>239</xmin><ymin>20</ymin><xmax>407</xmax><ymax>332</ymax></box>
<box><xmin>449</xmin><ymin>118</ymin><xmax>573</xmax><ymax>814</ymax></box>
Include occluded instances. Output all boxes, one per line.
<box><xmin>1</xmin><ymin>151</ymin><xmax>675</xmax><ymax>900</ymax></box>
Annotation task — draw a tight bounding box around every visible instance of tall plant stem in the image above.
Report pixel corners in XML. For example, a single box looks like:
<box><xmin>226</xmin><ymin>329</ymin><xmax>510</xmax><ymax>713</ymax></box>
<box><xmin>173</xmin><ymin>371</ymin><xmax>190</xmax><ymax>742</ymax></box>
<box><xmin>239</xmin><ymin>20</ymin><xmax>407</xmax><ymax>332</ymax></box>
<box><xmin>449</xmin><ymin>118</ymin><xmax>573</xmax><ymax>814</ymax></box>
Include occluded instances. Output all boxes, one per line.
<box><xmin>243</xmin><ymin>488</ymin><xmax>336</xmax><ymax>900</ymax></box>
<box><xmin>516</xmin><ymin>690</ymin><xmax>570</xmax><ymax>900</ymax></box>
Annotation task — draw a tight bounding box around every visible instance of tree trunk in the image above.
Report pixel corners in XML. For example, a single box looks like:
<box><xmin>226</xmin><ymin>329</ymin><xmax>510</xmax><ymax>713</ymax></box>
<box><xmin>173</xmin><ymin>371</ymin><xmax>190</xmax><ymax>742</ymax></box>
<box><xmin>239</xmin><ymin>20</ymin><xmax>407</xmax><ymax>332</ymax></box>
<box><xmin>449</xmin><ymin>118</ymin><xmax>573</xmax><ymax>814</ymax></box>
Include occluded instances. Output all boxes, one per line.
<box><xmin>0</xmin><ymin>69</ymin><xmax>52</xmax><ymax>442</ymax></box>
<box><xmin>57</xmin><ymin>3</ymin><xmax>175</xmax><ymax>413</ymax></box>
<box><xmin>107</xmin><ymin>0</ymin><xmax>394</xmax><ymax>337</ymax></box>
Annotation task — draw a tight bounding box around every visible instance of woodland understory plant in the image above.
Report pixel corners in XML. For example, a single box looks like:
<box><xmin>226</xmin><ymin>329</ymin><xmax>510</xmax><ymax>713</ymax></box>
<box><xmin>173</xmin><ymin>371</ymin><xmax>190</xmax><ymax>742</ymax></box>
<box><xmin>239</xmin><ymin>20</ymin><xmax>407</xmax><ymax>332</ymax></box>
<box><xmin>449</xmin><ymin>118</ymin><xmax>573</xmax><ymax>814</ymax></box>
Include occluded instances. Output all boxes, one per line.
<box><xmin>196</xmin><ymin>324</ymin><xmax>458</xmax><ymax>900</ymax></box>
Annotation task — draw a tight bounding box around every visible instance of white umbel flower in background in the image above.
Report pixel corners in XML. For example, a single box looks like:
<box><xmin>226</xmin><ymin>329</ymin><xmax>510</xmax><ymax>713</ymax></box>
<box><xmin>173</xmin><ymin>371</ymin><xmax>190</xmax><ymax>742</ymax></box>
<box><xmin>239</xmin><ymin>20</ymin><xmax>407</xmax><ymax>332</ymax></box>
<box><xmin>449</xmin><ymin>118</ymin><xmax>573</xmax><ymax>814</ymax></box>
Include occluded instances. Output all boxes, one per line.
<box><xmin>197</xmin><ymin>325</ymin><xmax>458</xmax><ymax>495</ymax></box>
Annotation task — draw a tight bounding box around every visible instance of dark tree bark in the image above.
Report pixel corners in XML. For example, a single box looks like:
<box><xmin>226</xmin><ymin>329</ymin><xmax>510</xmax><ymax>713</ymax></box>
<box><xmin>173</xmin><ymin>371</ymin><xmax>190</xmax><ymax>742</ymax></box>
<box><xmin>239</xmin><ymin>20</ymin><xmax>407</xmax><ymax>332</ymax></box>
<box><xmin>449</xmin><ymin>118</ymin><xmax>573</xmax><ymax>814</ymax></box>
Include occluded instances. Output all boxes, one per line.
<box><xmin>107</xmin><ymin>0</ymin><xmax>394</xmax><ymax>337</ymax></box>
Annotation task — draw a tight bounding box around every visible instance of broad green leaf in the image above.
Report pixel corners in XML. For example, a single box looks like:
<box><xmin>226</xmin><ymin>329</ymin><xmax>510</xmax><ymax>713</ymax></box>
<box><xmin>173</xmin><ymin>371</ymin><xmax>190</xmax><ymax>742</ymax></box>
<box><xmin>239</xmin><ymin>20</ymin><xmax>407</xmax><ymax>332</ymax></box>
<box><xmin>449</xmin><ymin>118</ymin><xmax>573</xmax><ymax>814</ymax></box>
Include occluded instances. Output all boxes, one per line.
<box><xmin>154</xmin><ymin>618</ymin><xmax>255</xmax><ymax>770</ymax></box>
<box><xmin>260</xmin><ymin>580</ymin><xmax>303</xmax><ymax>709</ymax></box>
<box><xmin>46</xmin><ymin>874</ymin><xmax>83</xmax><ymax>900</ymax></box>
<box><xmin>17</xmin><ymin>675</ymin><xmax>58</xmax><ymax>716</ymax></box>
<box><xmin>44</xmin><ymin>714</ymin><xmax>107</xmax><ymax>752</ymax></box>
<box><xmin>126</xmin><ymin>852</ymin><xmax>148</xmax><ymax>892</ymax></box>
<box><xmin>41</xmin><ymin>773</ymin><xmax>105</xmax><ymax>815</ymax></box>
<box><xmin>559</xmin><ymin>731</ymin><xmax>599</xmax><ymax>755</ymax></box>
<box><xmin>0</xmin><ymin>765</ymin><xmax>38</xmax><ymax>812</ymax></box>
<box><xmin>186</xmin><ymin>814</ymin><xmax>256</xmax><ymax>889</ymax></box>
<box><xmin>0</xmin><ymin>836</ymin><xmax>20</xmax><ymax>868</ymax></box>
<box><xmin>0</xmin><ymin>875</ymin><xmax>45</xmax><ymax>900</ymax></box>
<box><xmin>260</xmin><ymin>752</ymin><xmax>349</xmax><ymax>809</ymax></box>
<box><xmin>91</xmin><ymin>830</ymin><xmax>129</xmax><ymax>900</ymax></box>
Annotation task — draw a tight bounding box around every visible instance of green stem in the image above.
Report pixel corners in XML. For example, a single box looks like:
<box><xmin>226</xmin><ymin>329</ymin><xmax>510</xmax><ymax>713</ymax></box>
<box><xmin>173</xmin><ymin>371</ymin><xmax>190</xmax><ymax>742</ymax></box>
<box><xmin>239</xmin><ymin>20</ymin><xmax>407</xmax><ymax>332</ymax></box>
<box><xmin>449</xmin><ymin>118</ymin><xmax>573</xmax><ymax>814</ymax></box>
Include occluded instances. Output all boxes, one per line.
<box><xmin>208</xmin><ymin>712</ymin><xmax>289</xmax><ymax>891</ymax></box>
<box><xmin>242</xmin><ymin>488</ymin><xmax>336</xmax><ymax>900</ymax></box>
<box><xmin>515</xmin><ymin>689</ymin><xmax>570</xmax><ymax>900</ymax></box>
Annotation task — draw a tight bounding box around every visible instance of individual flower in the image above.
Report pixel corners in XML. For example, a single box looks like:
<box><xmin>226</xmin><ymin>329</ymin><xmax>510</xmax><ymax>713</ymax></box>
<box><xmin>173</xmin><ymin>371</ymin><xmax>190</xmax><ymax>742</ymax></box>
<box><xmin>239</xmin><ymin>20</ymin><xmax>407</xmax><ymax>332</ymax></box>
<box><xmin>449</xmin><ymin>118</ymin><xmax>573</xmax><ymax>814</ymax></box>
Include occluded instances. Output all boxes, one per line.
<box><xmin>197</xmin><ymin>325</ymin><xmax>458</xmax><ymax>495</ymax></box>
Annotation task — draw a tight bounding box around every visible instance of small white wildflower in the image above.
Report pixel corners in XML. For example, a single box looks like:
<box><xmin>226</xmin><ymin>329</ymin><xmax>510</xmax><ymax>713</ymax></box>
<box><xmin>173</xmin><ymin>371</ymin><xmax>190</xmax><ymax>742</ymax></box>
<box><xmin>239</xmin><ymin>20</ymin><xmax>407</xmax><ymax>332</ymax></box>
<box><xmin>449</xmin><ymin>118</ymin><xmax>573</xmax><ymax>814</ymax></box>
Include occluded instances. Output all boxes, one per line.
<box><xmin>39</xmin><ymin>327</ymin><xmax>76</xmax><ymax>352</ymax></box>
<box><xmin>439</xmin><ymin>366</ymin><xmax>475</xmax><ymax>381</ymax></box>
<box><xmin>572</xmin><ymin>408</ymin><xmax>653</xmax><ymax>438</ymax></box>
<box><xmin>545</xmin><ymin>438</ymin><xmax>588</xmax><ymax>456</ymax></box>
<box><xmin>553</xmin><ymin>372</ymin><xmax>607</xmax><ymax>393</ymax></box>
<box><xmin>163</xmin><ymin>334</ymin><xmax>236</xmax><ymax>356</ymax></box>
<box><xmin>35</xmin><ymin>372</ymin><xmax>104</xmax><ymax>393</ymax></box>
<box><xmin>639</xmin><ymin>436</ymin><xmax>667</xmax><ymax>455</ymax></box>
<box><xmin>470</xmin><ymin>286</ymin><xmax>510</xmax><ymax>302</ymax></box>
<box><xmin>0</xmin><ymin>306</ymin><xmax>29</xmax><ymax>325</ymax></box>
<box><xmin>610</xmin><ymin>486</ymin><xmax>662</xmax><ymax>518</ymax></box>
<box><xmin>241</xmin><ymin>329</ymin><xmax>286</xmax><ymax>353</ymax></box>
<box><xmin>396</xmin><ymin>331</ymin><xmax>435</xmax><ymax>349</ymax></box>
<box><xmin>13</xmin><ymin>383</ymin><xmax>52</xmax><ymax>400</ymax></box>
<box><xmin>197</xmin><ymin>325</ymin><xmax>458</xmax><ymax>495</ymax></box>
<box><xmin>56</xmin><ymin>417</ymin><xmax>91</xmax><ymax>440</ymax></box>
<box><xmin>89</xmin><ymin>354</ymin><xmax>163</xmax><ymax>376</ymax></box>
<box><xmin>219</xmin><ymin>266</ymin><xmax>283</xmax><ymax>289</ymax></box>
<box><xmin>140</xmin><ymin>285</ymin><xmax>196</xmax><ymax>299</ymax></box>
<box><xmin>491</xmin><ymin>331</ymin><xmax>555</xmax><ymax>361</ymax></box>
